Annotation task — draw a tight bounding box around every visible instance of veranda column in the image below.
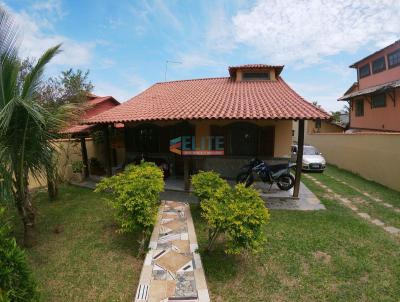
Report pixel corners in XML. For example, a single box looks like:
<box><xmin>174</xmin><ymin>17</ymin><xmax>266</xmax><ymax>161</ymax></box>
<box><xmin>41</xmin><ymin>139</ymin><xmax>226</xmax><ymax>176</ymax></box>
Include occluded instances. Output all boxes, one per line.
<box><xmin>293</xmin><ymin>119</ymin><xmax>304</xmax><ymax>198</ymax></box>
<box><xmin>80</xmin><ymin>137</ymin><xmax>89</xmax><ymax>178</ymax></box>
<box><xmin>103</xmin><ymin>125</ymin><xmax>112</xmax><ymax>177</ymax></box>
<box><xmin>184</xmin><ymin>156</ymin><xmax>190</xmax><ymax>191</ymax></box>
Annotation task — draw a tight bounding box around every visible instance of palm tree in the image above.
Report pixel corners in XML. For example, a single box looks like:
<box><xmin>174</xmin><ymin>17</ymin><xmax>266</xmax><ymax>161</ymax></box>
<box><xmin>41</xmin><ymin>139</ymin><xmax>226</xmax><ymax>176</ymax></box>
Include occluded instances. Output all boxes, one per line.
<box><xmin>0</xmin><ymin>6</ymin><xmax>73</xmax><ymax>246</ymax></box>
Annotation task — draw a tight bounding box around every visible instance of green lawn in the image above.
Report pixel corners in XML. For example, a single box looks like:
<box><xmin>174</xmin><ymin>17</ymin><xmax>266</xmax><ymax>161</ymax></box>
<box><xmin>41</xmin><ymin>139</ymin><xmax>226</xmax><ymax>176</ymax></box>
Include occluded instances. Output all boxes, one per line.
<box><xmin>9</xmin><ymin>185</ymin><xmax>143</xmax><ymax>302</ymax></box>
<box><xmin>8</xmin><ymin>165</ymin><xmax>400</xmax><ymax>301</ymax></box>
<box><xmin>192</xmin><ymin>165</ymin><xmax>400</xmax><ymax>302</ymax></box>
<box><xmin>306</xmin><ymin>165</ymin><xmax>400</xmax><ymax>229</ymax></box>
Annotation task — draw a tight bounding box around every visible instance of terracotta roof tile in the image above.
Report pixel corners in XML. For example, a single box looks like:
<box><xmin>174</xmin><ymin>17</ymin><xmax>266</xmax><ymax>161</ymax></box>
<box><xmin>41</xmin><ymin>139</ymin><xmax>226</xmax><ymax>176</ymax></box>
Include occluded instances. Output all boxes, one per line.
<box><xmin>86</xmin><ymin>76</ymin><xmax>330</xmax><ymax>124</ymax></box>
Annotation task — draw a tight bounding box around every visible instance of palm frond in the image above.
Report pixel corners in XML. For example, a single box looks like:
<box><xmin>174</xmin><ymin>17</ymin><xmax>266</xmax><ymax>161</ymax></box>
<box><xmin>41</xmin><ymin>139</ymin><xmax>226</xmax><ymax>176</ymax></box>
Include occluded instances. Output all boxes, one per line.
<box><xmin>0</xmin><ymin>53</ymin><xmax>20</xmax><ymax>108</ymax></box>
<box><xmin>0</xmin><ymin>5</ymin><xmax>19</xmax><ymax>60</ymax></box>
<box><xmin>22</xmin><ymin>44</ymin><xmax>62</xmax><ymax>99</ymax></box>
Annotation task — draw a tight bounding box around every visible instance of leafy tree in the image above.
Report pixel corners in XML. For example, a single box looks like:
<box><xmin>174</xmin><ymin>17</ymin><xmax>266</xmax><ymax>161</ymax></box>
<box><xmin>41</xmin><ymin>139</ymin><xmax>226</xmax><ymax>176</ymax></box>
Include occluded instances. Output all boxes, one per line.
<box><xmin>38</xmin><ymin>68</ymin><xmax>93</xmax><ymax>109</ymax></box>
<box><xmin>330</xmin><ymin>111</ymin><xmax>341</xmax><ymax>123</ymax></box>
<box><xmin>95</xmin><ymin>162</ymin><xmax>164</xmax><ymax>255</ymax></box>
<box><xmin>40</xmin><ymin>69</ymin><xmax>92</xmax><ymax>200</ymax></box>
<box><xmin>0</xmin><ymin>207</ymin><xmax>39</xmax><ymax>301</ymax></box>
<box><xmin>0</xmin><ymin>6</ymin><xmax>77</xmax><ymax>246</ymax></box>
<box><xmin>18</xmin><ymin>60</ymin><xmax>93</xmax><ymax>200</ymax></box>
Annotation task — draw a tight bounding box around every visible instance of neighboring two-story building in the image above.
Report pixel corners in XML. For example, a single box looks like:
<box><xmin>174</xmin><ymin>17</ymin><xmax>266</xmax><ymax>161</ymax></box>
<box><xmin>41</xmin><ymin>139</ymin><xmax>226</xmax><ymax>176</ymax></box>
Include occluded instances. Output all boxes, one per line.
<box><xmin>339</xmin><ymin>40</ymin><xmax>400</xmax><ymax>132</ymax></box>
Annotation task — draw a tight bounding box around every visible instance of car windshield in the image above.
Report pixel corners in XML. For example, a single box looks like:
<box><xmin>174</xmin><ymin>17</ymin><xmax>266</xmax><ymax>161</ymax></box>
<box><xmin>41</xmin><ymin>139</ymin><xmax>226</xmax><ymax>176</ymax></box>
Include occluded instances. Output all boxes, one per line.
<box><xmin>303</xmin><ymin>146</ymin><xmax>320</xmax><ymax>155</ymax></box>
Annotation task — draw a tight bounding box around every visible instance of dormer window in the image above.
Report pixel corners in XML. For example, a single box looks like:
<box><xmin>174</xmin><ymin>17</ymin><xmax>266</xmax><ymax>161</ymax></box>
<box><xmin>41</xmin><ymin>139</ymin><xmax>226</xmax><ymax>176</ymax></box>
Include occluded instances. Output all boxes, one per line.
<box><xmin>242</xmin><ymin>72</ymin><xmax>270</xmax><ymax>81</ymax></box>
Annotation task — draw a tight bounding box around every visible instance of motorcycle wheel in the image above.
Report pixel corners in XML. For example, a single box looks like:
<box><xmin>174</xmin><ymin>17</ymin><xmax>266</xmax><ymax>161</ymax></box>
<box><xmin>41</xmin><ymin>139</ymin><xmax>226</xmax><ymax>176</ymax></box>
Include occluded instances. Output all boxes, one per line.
<box><xmin>277</xmin><ymin>174</ymin><xmax>295</xmax><ymax>191</ymax></box>
<box><xmin>236</xmin><ymin>172</ymin><xmax>254</xmax><ymax>187</ymax></box>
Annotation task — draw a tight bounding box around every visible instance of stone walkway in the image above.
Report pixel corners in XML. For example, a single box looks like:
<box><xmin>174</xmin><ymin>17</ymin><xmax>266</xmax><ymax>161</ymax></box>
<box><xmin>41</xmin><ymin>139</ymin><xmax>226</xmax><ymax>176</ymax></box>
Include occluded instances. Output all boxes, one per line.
<box><xmin>324</xmin><ymin>174</ymin><xmax>400</xmax><ymax>213</ymax></box>
<box><xmin>135</xmin><ymin>200</ymin><xmax>210</xmax><ymax>302</ymax></box>
<box><xmin>304</xmin><ymin>174</ymin><xmax>400</xmax><ymax>236</ymax></box>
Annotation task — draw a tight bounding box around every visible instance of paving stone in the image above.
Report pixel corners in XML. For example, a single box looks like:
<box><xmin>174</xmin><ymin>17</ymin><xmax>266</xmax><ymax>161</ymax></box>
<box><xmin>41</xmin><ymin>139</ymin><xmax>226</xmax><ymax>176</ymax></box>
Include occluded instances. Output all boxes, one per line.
<box><xmin>135</xmin><ymin>201</ymin><xmax>210</xmax><ymax>302</ymax></box>
<box><xmin>349</xmin><ymin>205</ymin><xmax>358</xmax><ymax>211</ymax></box>
<box><xmin>171</xmin><ymin>240</ymin><xmax>190</xmax><ymax>254</ymax></box>
<box><xmin>155</xmin><ymin>251</ymin><xmax>192</xmax><ymax>275</ymax></box>
<box><xmin>382</xmin><ymin>203</ymin><xmax>394</xmax><ymax>208</ymax></box>
<box><xmin>148</xmin><ymin>280</ymin><xmax>176</xmax><ymax>302</ymax></box>
<box><xmin>384</xmin><ymin>226</ymin><xmax>400</xmax><ymax>234</ymax></box>
<box><xmin>357</xmin><ymin>212</ymin><xmax>371</xmax><ymax>220</ymax></box>
<box><xmin>371</xmin><ymin>219</ymin><xmax>385</xmax><ymax>226</ymax></box>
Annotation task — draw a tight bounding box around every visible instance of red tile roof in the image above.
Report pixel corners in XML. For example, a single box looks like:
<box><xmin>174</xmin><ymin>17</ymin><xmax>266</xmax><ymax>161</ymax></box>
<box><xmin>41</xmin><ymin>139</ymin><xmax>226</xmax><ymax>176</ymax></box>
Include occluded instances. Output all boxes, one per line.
<box><xmin>228</xmin><ymin>64</ymin><xmax>284</xmax><ymax>76</ymax></box>
<box><xmin>87</xmin><ymin>95</ymin><xmax>120</xmax><ymax>106</ymax></box>
<box><xmin>62</xmin><ymin>95</ymin><xmax>119</xmax><ymax>134</ymax></box>
<box><xmin>60</xmin><ymin>124</ymin><xmax>95</xmax><ymax>134</ymax></box>
<box><xmin>86</xmin><ymin>76</ymin><xmax>330</xmax><ymax>124</ymax></box>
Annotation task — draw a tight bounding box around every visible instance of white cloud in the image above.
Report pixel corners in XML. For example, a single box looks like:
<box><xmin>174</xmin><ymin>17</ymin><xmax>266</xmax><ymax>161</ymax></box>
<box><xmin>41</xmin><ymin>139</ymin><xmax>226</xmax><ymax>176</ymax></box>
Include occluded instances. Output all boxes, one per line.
<box><xmin>32</xmin><ymin>0</ymin><xmax>65</xmax><ymax>20</ymax></box>
<box><xmin>177</xmin><ymin>53</ymin><xmax>220</xmax><ymax>69</ymax></box>
<box><xmin>94</xmin><ymin>72</ymin><xmax>149</xmax><ymax>102</ymax></box>
<box><xmin>4</xmin><ymin>3</ymin><xmax>93</xmax><ymax>67</ymax></box>
<box><xmin>129</xmin><ymin>0</ymin><xmax>183</xmax><ymax>34</ymax></box>
<box><xmin>126</xmin><ymin>73</ymin><xmax>150</xmax><ymax>94</ymax></box>
<box><xmin>205</xmin><ymin>4</ymin><xmax>234</xmax><ymax>52</ymax></box>
<box><xmin>97</xmin><ymin>58</ymin><xmax>116</xmax><ymax>69</ymax></box>
<box><xmin>232</xmin><ymin>0</ymin><xmax>400</xmax><ymax>66</ymax></box>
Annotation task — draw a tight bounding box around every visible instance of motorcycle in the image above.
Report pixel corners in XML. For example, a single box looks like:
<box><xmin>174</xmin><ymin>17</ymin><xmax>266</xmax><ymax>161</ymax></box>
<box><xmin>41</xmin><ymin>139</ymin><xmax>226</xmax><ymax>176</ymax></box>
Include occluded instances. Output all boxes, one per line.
<box><xmin>236</xmin><ymin>158</ymin><xmax>296</xmax><ymax>191</ymax></box>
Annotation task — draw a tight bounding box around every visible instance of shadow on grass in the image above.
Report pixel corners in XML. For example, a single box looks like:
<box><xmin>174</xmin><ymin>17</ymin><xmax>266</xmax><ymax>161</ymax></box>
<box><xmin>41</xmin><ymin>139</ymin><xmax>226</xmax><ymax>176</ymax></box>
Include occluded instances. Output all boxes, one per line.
<box><xmin>200</xmin><ymin>248</ymin><xmax>238</xmax><ymax>281</ymax></box>
<box><xmin>190</xmin><ymin>204</ymin><xmax>239</xmax><ymax>281</ymax></box>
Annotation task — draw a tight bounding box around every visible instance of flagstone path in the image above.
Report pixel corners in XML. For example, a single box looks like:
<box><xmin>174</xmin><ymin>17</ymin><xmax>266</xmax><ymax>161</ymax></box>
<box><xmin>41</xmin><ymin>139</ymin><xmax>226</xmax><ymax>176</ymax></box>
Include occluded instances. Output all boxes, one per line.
<box><xmin>324</xmin><ymin>174</ymin><xmax>400</xmax><ymax>213</ymax></box>
<box><xmin>135</xmin><ymin>200</ymin><xmax>210</xmax><ymax>302</ymax></box>
<box><xmin>304</xmin><ymin>174</ymin><xmax>400</xmax><ymax>236</ymax></box>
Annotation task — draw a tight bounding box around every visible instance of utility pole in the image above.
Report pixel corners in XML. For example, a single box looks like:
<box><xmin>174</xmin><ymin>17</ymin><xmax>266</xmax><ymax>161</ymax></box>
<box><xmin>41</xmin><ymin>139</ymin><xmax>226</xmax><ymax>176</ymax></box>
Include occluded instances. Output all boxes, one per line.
<box><xmin>164</xmin><ymin>60</ymin><xmax>182</xmax><ymax>81</ymax></box>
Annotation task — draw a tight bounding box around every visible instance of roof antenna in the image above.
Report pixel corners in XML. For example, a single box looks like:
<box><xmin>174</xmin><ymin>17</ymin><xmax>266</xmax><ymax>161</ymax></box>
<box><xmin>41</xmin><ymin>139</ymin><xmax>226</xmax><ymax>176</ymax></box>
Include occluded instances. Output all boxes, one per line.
<box><xmin>165</xmin><ymin>60</ymin><xmax>182</xmax><ymax>81</ymax></box>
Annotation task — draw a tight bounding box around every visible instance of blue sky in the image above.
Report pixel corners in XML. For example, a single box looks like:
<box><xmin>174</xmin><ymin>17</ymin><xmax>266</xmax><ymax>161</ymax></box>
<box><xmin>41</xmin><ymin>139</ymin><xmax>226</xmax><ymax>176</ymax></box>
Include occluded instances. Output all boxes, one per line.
<box><xmin>3</xmin><ymin>0</ymin><xmax>400</xmax><ymax>111</ymax></box>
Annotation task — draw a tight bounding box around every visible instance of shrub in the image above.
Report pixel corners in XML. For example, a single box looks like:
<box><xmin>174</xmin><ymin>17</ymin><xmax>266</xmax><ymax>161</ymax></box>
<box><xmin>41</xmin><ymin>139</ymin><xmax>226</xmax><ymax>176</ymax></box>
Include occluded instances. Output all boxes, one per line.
<box><xmin>191</xmin><ymin>171</ymin><xmax>228</xmax><ymax>202</ymax></box>
<box><xmin>201</xmin><ymin>183</ymin><xmax>270</xmax><ymax>254</ymax></box>
<box><xmin>94</xmin><ymin>161</ymin><xmax>164</xmax><ymax>253</ymax></box>
<box><xmin>0</xmin><ymin>208</ymin><xmax>39</xmax><ymax>302</ymax></box>
<box><xmin>71</xmin><ymin>160</ymin><xmax>83</xmax><ymax>173</ymax></box>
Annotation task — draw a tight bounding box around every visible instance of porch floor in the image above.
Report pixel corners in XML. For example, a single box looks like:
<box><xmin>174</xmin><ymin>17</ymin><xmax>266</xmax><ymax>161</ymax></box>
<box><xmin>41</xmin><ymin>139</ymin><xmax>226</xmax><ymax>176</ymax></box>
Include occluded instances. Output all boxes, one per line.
<box><xmin>163</xmin><ymin>177</ymin><xmax>325</xmax><ymax>211</ymax></box>
<box><xmin>72</xmin><ymin>175</ymin><xmax>324</xmax><ymax>211</ymax></box>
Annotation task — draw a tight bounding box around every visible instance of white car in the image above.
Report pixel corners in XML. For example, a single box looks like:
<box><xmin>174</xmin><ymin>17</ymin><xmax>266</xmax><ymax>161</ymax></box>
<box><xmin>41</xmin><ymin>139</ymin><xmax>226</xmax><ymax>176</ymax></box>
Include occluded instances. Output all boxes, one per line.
<box><xmin>291</xmin><ymin>145</ymin><xmax>326</xmax><ymax>172</ymax></box>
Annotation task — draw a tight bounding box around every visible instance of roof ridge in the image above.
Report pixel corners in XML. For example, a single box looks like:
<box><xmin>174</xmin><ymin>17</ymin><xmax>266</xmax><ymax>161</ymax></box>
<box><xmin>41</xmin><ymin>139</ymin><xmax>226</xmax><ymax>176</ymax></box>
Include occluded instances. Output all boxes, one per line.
<box><xmin>154</xmin><ymin>77</ymin><xmax>230</xmax><ymax>85</ymax></box>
